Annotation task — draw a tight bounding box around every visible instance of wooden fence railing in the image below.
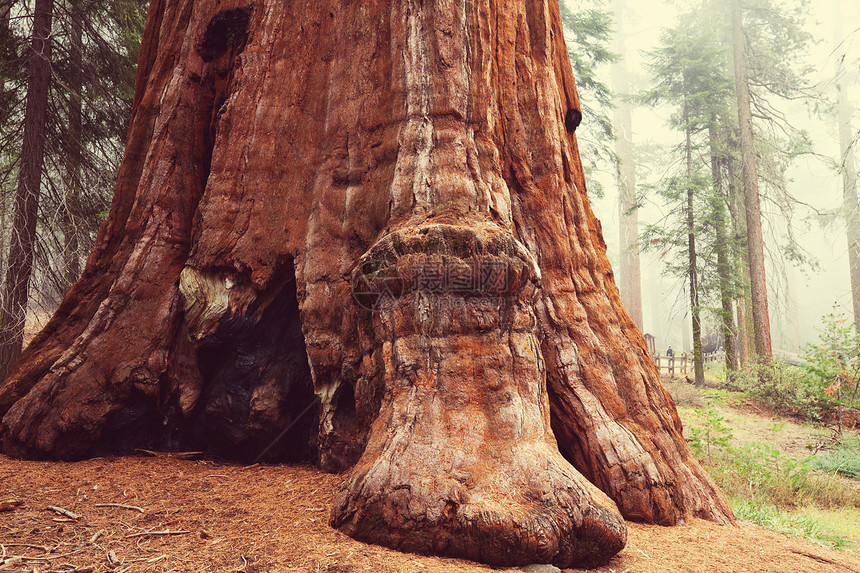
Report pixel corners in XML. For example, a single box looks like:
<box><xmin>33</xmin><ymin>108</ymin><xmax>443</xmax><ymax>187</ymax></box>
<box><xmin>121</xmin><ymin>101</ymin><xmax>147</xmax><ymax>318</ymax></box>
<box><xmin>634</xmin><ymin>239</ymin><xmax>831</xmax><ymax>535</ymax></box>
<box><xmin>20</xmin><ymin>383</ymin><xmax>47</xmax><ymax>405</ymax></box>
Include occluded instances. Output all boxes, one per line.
<box><xmin>653</xmin><ymin>350</ymin><xmax>723</xmax><ymax>377</ymax></box>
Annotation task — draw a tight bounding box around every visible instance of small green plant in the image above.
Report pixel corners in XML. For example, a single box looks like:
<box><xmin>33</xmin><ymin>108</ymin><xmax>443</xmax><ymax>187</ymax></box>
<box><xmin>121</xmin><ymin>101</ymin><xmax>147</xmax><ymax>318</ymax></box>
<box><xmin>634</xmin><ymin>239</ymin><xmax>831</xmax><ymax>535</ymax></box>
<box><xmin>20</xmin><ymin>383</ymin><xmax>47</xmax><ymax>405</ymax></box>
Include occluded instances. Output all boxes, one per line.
<box><xmin>687</xmin><ymin>397</ymin><xmax>733</xmax><ymax>465</ymax></box>
<box><xmin>768</xmin><ymin>421</ymin><xmax>785</xmax><ymax>435</ymax></box>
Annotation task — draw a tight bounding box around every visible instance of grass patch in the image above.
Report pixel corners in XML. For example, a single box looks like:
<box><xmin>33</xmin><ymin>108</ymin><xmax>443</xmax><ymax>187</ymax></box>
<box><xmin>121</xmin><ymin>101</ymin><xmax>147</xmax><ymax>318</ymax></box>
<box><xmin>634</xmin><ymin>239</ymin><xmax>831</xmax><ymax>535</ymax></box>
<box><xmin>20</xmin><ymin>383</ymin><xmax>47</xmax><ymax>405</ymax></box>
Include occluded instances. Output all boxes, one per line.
<box><xmin>809</xmin><ymin>435</ymin><xmax>860</xmax><ymax>480</ymax></box>
<box><xmin>675</xmin><ymin>391</ymin><xmax>860</xmax><ymax>552</ymax></box>
<box><xmin>732</xmin><ymin>500</ymin><xmax>859</xmax><ymax>553</ymax></box>
<box><xmin>703</xmin><ymin>441</ymin><xmax>859</xmax><ymax>510</ymax></box>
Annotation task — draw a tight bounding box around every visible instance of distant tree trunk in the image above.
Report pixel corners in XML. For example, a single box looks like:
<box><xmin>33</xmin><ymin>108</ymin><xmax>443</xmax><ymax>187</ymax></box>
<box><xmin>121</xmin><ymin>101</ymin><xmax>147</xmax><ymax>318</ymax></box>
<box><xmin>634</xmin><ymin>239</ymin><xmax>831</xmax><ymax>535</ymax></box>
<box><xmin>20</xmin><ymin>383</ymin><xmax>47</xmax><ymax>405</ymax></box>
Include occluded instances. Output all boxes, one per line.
<box><xmin>612</xmin><ymin>0</ymin><xmax>643</xmax><ymax>330</ymax></box>
<box><xmin>0</xmin><ymin>0</ymin><xmax>53</xmax><ymax>381</ymax></box>
<box><xmin>0</xmin><ymin>2</ymin><xmax>11</xmax><ymax>286</ymax></box>
<box><xmin>0</xmin><ymin>0</ymin><xmax>733</xmax><ymax>567</ymax></box>
<box><xmin>731</xmin><ymin>0</ymin><xmax>772</xmax><ymax>363</ymax></box>
<box><xmin>0</xmin><ymin>5</ymin><xmax>9</xmax><ymax>56</ymax></box>
<box><xmin>685</xmin><ymin>107</ymin><xmax>704</xmax><ymax>386</ymax></box>
<box><xmin>726</xmin><ymin>149</ymin><xmax>751</xmax><ymax>368</ymax></box>
<box><xmin>61</xmin><ymin>1</ymin><xmax>84</xmax><ymax>290</ymax></box>
<box><xmin>785</xmin><ymin>269</ymin><xmax>801</xmax><ymax>352</ymax></box>
<box><xmin>710</xmin><ymin>126</ymin><xmax>736</xmax><ymax>377</ymax></box>
<box><xmin>833</xmin><ymin>0</ymin><xmax>860</xmax><ymax>333</ymax></box>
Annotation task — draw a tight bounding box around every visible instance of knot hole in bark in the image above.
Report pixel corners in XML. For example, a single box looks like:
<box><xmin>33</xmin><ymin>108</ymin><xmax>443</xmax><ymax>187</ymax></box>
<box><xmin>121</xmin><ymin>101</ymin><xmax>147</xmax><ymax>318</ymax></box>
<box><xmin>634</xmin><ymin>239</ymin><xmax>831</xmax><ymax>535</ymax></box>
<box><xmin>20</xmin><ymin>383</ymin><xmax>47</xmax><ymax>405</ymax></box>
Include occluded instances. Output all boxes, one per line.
<box><xmin>197</xmin><ymin>8</ymin><xmax>252</xmax><ymax>63</ymax></box>
<box><xmin>565</xmin><ymin>108</ymin><xmax>582</xmax><ymax>133</ymax></box>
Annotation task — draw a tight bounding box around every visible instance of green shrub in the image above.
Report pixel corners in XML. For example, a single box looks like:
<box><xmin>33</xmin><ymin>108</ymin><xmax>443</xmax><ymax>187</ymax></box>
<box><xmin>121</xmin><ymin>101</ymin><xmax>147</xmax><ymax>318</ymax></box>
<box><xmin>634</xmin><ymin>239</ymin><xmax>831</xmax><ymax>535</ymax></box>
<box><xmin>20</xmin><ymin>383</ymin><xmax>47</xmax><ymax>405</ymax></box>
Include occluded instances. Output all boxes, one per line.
<box><xmin>703</xmin><ymin>441</ymin><xmax>859</xmax><ymax>510</ymax></box>
<box><xmin>809</xmin><ymin>436</ymin><xmax>860</xmax><ymax>480</ymax></box>
<box><xmin>732</xmin><ymin>360</ymin><xmax>835</xmax><ymax>422</ymax></box>
<box><xmin>798</xmin><ymin>305</ymin><xmax>860</xmax><ymax>427</ymax></box>
<box><xmin>727</xmin><ymin>306</ymin><xmax>860</xmax><ymax>427</ymax></box>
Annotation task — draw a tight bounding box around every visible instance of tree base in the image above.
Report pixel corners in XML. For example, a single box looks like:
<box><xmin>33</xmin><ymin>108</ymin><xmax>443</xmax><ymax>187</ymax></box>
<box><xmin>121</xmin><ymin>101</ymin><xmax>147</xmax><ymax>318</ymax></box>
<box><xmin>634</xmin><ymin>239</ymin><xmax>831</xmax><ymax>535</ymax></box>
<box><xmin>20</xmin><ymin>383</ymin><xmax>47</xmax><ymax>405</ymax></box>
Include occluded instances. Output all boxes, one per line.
<box><xmin>330</xmin><ymin>224</ymin><xmax>627</xmax><ymax>567</ymax></box>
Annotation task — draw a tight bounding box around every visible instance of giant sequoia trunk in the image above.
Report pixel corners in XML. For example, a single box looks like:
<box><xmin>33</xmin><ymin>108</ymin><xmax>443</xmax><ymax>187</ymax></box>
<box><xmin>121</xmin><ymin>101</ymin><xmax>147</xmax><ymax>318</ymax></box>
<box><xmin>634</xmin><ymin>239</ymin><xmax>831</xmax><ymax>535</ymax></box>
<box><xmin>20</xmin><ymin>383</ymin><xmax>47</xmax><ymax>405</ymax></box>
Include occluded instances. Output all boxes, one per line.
<box><xmin>0</xmin><ymin>0</ymin><xmax>733</xmax><ymax>567</ymax></box>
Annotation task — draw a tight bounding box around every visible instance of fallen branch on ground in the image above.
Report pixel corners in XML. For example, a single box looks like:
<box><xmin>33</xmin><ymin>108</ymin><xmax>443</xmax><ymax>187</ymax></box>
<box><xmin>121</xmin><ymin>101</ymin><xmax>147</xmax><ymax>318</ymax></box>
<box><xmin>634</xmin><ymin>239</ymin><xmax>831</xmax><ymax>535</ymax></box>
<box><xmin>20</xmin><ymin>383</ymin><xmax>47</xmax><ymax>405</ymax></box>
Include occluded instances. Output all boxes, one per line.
<box><xmin>0</xmin><ymin>500</ymin><xmax>22</xmax><ymax>512</ymax></box>
<box><xmin>94</xmin><ymin>503</ymin><xmax>144</xmax><ymax>513</ymax></box>
<box><xmin>134</xmin><ymin>449</ymin><xmax>203</xmax><ymax>460</ymax></box>
<box><xmin>124</xmin><ymin>530</ymin><xmax>190</xmax><ymax>539</ymax></box>
<box><xmin>46</xmin><ymin>506</ymin><xmax>80</xmax><ymax>520</ymax></box>
<box><xmin>88</xmin><ymin>531</ymin><xmax>104</xmax><ymax>544</ymax></box>
<box><xmin>1</xmin><ymin>544</ymin><xmax>47</xmax><ymax>552</ymax></box>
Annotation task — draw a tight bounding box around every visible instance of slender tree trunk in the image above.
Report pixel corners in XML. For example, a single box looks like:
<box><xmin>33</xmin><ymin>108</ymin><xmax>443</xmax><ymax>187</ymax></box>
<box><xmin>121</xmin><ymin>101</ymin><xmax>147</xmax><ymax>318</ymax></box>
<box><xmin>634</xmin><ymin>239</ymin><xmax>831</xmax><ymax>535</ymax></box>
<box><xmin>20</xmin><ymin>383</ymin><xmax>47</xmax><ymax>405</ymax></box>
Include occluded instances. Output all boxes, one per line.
<box><xmin>833</xmin><ymin>0</ymin><xmax>860</xmax><ymax>332</ymax></box>
<box><xmin>648</xmin><ymin>263</ymin><xmax>663</xmax><ymax>345</ymax></box>
<box><xmin>612</xmin><ymin>0</ymin><xmax>643</xmax><ymax>330</ymax></box>
<box><xmin>710</xmin><ymin>126</ymin><xmax>737</xmax><ymax>377</ymax></box>
<box><xmin>685</xmin><ymin>108</ymin><xmax>704</xmax><ymax>386</ymax></box>
<box><xmin>0</xmin><ymin>3</ymin><xmax>13</xmax><ymax>286</ymax></box>
<box><xmin>0</xmin><ymin>0</ymin><xmax>53</xmax><ymax>381</ymax></box>
<box><xmin>730</xmin><ymin>0</ymin><xmax>772</xmax><ymax>363</ymax></box>
<box><xmin>785</xmin><ymin>268</ymin><xmax>800</xmax><ymax>352</ymax></box>
<box><xmin>0</xmin><ymin>196</ymin><xmax>6</xmax><ymax>291</ymax></box>
<box><xmin>0</xmin><ymin>0</ymin><xmax>733</xmax><ymax>566</ymax></box>
<box><xmin>62</xmin><ymin>1</ymin><xmax>83</xmax><ymax>290</ymax></box>
<box><xmin>726</xmin><ymin>148</ymin><xmax>751</xmax><ymax>368</ymax></box>
<box><xmin>0</xmin><ymin>4</ymin><xmax>9</xmax><ymax>55</ymax></box>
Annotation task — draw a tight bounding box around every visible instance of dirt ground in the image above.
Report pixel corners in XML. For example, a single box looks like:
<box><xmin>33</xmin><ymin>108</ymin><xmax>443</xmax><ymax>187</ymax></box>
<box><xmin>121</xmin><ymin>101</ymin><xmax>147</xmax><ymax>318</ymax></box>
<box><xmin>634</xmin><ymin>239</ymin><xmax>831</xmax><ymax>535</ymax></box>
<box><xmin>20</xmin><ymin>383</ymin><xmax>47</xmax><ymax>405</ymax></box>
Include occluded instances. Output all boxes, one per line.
<box><xmin>2</xmin><ymin>454</ymin><xmax>859</xmax><ymax>573</ymax></box>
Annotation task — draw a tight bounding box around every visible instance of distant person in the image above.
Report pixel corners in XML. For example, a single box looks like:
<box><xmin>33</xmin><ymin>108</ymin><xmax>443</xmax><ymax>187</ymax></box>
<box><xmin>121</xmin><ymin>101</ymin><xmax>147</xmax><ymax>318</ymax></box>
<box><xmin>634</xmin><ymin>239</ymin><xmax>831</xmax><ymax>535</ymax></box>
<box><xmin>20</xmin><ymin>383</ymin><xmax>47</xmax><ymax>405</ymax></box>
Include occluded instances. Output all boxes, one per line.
<box><xmin>666</xmin><ymin>346</ymin><xmax>674</xmax><ymax>358</ymax></box>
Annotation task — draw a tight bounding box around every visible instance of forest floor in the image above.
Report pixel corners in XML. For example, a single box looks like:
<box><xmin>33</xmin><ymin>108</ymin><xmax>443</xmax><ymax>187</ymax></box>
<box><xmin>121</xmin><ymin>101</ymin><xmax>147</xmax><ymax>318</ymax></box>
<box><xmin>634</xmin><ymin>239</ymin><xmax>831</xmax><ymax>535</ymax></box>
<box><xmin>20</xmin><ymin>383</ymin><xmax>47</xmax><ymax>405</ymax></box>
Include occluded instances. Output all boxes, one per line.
<box><xmin>2</xmin><ymin>379</ymin><xmax>860</xmax><ymax>572</ymax></box>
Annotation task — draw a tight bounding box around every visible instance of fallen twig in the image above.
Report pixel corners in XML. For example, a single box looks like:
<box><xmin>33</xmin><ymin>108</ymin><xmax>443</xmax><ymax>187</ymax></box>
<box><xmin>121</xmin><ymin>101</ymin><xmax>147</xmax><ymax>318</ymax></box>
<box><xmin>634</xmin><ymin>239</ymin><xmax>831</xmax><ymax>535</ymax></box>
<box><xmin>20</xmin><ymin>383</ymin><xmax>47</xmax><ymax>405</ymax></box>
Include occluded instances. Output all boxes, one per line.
<box><xmin>1</xmin><ymin>544</ymin><xmax>47</xmax><ymax>552</ymax></box>
<box><xmin>0</xmin><ymin>499</ymin><xmax>22</xmax><ymax>512</ymax></box>
<box><xmin>635</xmin><ymin>548</ymin><xmax>651</xmax><ymax>559</ymax></box>
<box><xmin>88</xmin><ymin>530</ymin><xmax>104</xmax><ymax>544</ymax></box>
<box><xmin>0</xmin><ymin>556</ymin><xmax>23</xmax><ymax>570</ymax></box>
<box><xmin>95</xmin><ymin>503</ymin><xmax>144</xmax><ymax>513</ymax></box>
<box><xmin>124</xmin><ymin>530</ymin><xmax>189</xmax><ymax>539</ymax></box>
<box><xmin>134</xmin><ymin>449</ymin><xmax>203</xmax><ymax>460</ymax></box>
<box><xmin>46</xmin><ymin>506</ymin><xmax>80</xmax><ymax>520</ymax></box>
<box><xmin>790</xmin><ymin>550</ymin><xmax>859</xmax><ymax>572</ymax></box>
<box><xmin>32</xmin><ymin>548</ymin><xmax>88</xmax><ymax>561</ymax></box>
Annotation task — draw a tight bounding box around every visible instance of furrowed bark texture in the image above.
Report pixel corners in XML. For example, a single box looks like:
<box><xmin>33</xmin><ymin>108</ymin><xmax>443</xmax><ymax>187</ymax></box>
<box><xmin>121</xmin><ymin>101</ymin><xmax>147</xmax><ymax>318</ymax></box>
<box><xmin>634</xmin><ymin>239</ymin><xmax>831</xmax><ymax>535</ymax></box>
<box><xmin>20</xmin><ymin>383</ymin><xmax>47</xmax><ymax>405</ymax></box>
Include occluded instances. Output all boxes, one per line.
<box><xmin>0</xmin><ymin>0</ymin><xmax>733</xmax><ymax>566</ymax></box>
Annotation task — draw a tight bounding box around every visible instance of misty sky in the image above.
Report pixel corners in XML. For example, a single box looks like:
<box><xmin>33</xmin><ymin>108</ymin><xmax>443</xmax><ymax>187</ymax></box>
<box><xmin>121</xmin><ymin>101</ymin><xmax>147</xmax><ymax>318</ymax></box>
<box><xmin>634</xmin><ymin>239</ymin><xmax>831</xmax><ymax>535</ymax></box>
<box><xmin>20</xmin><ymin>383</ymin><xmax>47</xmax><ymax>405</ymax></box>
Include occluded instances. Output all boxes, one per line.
<box><xmin>570</xmin><ymin>0</ymin><xmax>860</xmax><ymax>353</ymax></box>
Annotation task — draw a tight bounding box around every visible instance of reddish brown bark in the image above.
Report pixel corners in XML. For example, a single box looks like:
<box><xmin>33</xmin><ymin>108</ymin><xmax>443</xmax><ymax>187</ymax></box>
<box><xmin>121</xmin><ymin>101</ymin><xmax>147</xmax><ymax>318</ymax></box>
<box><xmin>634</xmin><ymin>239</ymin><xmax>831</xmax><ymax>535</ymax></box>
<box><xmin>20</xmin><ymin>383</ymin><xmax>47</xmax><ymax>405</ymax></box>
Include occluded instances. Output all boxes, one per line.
<box><xmin>0</xmin><ymin>0</ymin><xmax>733</xmax><ymax>567</ymax></box>
<box><xmin>731</xmin><ymin>0</ymin><xmax>772</xmax><ymax>363</ymax></box>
